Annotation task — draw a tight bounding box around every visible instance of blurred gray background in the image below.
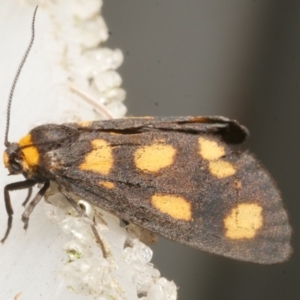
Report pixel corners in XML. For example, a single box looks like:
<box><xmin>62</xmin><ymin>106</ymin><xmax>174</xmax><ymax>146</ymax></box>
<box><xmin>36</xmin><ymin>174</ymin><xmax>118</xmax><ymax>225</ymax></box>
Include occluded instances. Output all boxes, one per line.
<box><xmin>104</xmin><ymin>1</ymin><xmax>300</xmax><ymax>299</ymax></box>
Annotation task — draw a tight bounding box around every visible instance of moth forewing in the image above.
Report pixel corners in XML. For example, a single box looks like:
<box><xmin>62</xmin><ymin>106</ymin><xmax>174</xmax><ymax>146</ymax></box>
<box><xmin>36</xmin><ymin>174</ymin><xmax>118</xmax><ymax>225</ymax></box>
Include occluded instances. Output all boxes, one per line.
<box><xmin>4</xmin><ymin>116</ymin><xmax>291</xmax><ymax>263</ymax></box>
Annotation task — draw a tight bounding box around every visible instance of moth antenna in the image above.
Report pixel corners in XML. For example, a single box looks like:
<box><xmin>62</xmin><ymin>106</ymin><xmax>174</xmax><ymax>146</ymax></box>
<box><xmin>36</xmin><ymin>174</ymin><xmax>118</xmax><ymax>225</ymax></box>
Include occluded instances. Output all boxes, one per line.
<box><xmin>4</xmin><ymin>6</ymin><xmax>38</xmax><ymax>147</ymax></box>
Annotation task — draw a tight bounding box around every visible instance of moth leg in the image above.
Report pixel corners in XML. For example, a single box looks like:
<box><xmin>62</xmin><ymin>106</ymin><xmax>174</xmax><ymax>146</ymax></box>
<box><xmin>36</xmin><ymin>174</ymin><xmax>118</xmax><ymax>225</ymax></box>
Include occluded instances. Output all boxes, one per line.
<box><xmin>59</xmin><ymin>189</ymin><xmax>84</xmax><ymax>216</ymax></box>
<box><xmin>21</xmin><ymin>181</ymin><xmax>50</xmax><ymax>231</ymax></box>
<box><xmin>22</xmin><ymin>187</ymin><xmax>33</xmax><ymax>207</ymax></box>
<box><xmin>59</xmin><ymin>188</ymin><xmax>108</xmax><ymax>258</ymax></box>
<box><xmin>2</xmin><ymin>180</ymin><xmax>36</xmax><ymax>243</ymax></box>
<box><xmin>91</xmin><ymin>217</ymin><xmax>108</xmax><ymax>259</ymax></box>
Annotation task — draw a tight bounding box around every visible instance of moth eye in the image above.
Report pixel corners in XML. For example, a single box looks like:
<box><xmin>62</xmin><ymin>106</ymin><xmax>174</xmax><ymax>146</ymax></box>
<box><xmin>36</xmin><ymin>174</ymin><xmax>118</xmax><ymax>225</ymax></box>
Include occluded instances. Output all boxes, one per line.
<box><xmin>10</xmin><ymin>161</ymin><xmax>22</xmax><ymax>173</ymax></box>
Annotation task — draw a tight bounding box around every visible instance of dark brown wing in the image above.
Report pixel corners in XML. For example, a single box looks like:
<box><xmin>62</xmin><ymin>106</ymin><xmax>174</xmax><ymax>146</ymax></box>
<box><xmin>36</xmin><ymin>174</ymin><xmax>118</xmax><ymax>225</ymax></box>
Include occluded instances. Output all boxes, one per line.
<box><xmin>72</xmin><ymin>116</ymin><xmax>249</xmax><ymax>144</ymax></box>
<box><xmin>43</xmin><ymin>117</ymin><xmax>291</xmax><ymax>264</ymax></box>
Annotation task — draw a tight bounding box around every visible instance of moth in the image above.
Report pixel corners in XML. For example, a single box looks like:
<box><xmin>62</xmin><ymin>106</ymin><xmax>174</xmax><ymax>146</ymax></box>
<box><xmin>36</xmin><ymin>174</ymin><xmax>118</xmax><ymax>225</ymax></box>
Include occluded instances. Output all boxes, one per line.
<box><xmin>2</xmin><ymin>7</ymin><xmax>292</xmax><ymax>264</ymax></box>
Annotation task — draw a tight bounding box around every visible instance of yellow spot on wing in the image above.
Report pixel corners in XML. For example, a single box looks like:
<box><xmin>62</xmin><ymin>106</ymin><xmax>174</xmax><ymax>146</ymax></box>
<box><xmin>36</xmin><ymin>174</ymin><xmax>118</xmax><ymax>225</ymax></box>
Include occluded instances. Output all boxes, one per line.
<box><xmin>224</xmin><ymin>203</ymin><xmax>263</xmax><ymax>239</ymax></box>
<box><xmin>99</xmin><ymin>181</ymin><xmax>115</xmax><ymax>189</ymax></box>
<box><xmin>198</xmin><ymin>137</ymin><xmax>236</xmax><ymax>178</ymax></box>
<box><xmin>198</xmin><ymin>137</ymin><xmax>225</xmax><ymax>161</ymax></box>
<box><xmin>151</xmin><ymin>194</ymin><xmax>192</xmax><ymax>221</ymax></box>
<box><xmin>209</xmin><ymin>160</ymin><xmax>236</xmax><ymax>178</ymax></box>
<box><xmin>19</xmin><ymin>134</ymin><xmax>39</xmax><ymax>168</ymax></box>
<box><xmin>234</xmin><ymin>180</ymin><xmax>242</xmax><ymax>189</ymax></box>
<box><xmin>134</xmin><ymin>142</ymin><xmax>176</xmax><ymax>172</ymax></box>
<box><xmin>77</xmin><ymin>121</ymin><xmax>91</xmax><ymax>127</ymax></box>
<box><xmin>80</xmin><ymin>139</ymin><xmax>113</xmax><ymax>174</ymax></box>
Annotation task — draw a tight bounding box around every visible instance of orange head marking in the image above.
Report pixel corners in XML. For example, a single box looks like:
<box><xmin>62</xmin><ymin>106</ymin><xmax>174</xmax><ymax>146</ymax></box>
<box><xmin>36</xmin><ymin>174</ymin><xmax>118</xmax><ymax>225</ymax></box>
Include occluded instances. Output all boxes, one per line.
<box><xmin>3</xmin><ymin>134</ymin><xmax>40</xmax><ymax>175</ymax></box>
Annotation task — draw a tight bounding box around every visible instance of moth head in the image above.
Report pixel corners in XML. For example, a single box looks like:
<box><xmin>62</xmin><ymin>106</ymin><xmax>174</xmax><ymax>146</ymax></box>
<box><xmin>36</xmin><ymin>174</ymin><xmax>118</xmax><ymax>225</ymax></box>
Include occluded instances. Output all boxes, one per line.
<box><xmin>3</xmin><ymin>143</ymin><xmax>24</xmax><ymax>175</ymax></box>
<box><xmin>3</xmin><ymin>134</ymin><xmax>39</xmax><ymax>176</ymax></box>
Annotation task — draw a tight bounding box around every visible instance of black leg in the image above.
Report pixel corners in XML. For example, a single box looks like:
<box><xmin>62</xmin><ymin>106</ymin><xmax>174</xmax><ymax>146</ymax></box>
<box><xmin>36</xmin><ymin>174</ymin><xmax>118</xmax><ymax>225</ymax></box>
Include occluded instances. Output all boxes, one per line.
<box><xmin>22</xmin><ymin>187</ymin><xmax>33</xmax><ymax>207</ymax></box>
<box><xmin>4</xmin><ymin>180</ymin><xmax>36</xmax><ymax>216</ymax></box>
<box><xmin>1</xmin><ymin>216</ymin><xmax>13</xmax><ymax>244</ymax></box>
<box><xmin>22</xmin><ymin>181</ymin><xmax>50</xmax><ymax>230</ymax></box>
<box><xmin>2</xmin><ymin>180</ymin><xmax>36</xmax><ymax>243</ymax></box>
